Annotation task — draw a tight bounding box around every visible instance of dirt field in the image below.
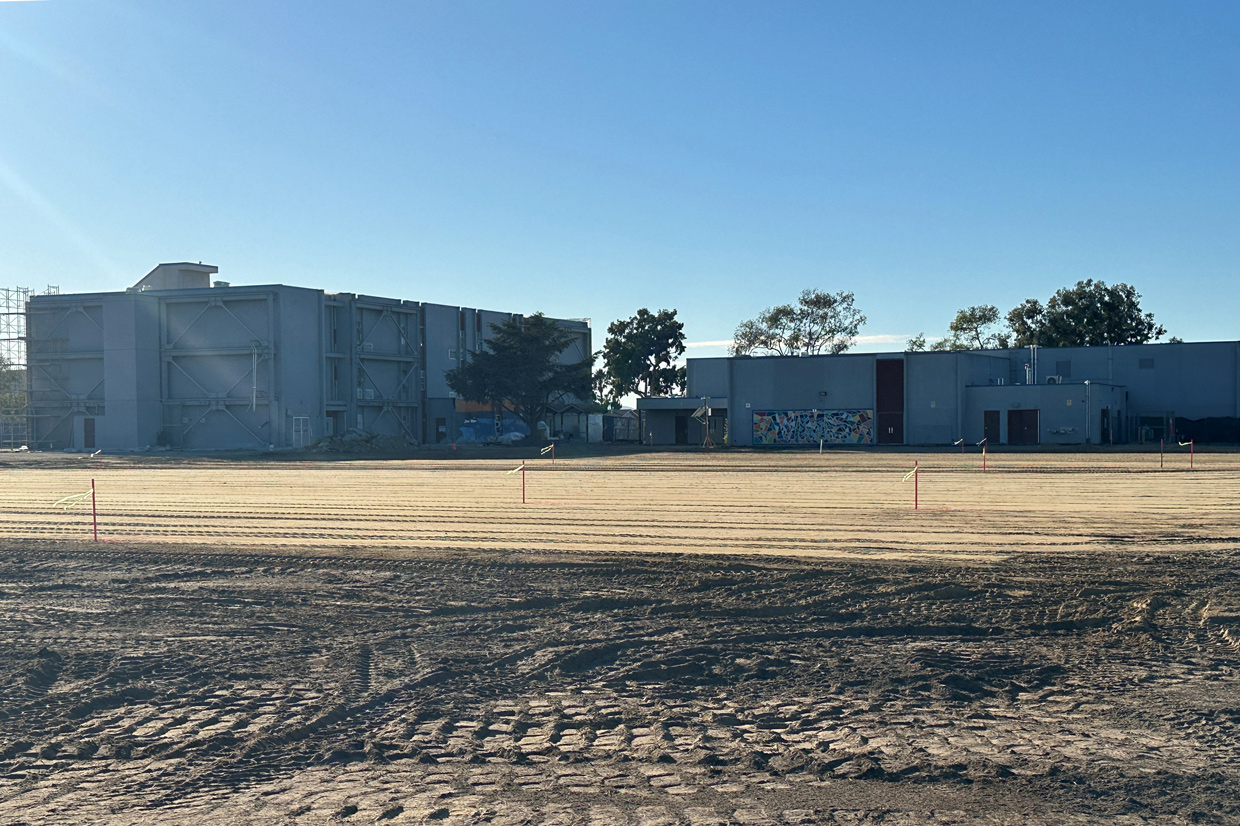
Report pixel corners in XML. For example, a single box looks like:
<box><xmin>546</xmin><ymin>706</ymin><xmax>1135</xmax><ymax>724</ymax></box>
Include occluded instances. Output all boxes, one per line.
<box><xmin>1</xmin><ymin>450</ymin><xmax>1238</xmax><ymax>824</ymax></box>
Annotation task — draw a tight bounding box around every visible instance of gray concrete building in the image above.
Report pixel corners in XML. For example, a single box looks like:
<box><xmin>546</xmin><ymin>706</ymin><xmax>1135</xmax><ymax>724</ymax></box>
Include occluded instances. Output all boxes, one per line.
<box><xmin>26</xmin><ymin>263</ymin><xmax>590</xmax><ymax>451</ymax></box>
<box><xmin>638</xmin><ymin>341</ymin><xmax>1240</xmax><ymax>447</ymax></box>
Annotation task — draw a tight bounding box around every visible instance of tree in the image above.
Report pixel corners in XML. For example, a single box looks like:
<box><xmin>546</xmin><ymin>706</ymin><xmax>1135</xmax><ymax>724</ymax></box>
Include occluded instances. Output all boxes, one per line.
<box><xmin>1006</xmin><ymin>280</ymin><xmax>1166</xmax><ymax>347</ymax></box>
<box><xmin>445</xmin><ymin>313</ymin><xmax>592</xmax><ymax>443</ymax></box>
<box><xmin>731</xmin><ymin>289</ymin><xmax>866</xmax><ymax>356</ymax></box>
<box><xmin>596</xmin><ymin>308</ymin><xmax>686</xmax><ymax>408</ymax></box>
<box><xmin>1005</xmin><ymin>298</ymin><xmax>1046</xmax><ymax>348</ymax></box>
<box><xmin>930</xmin><ymin>304</ymin><xmax>1011</xmax><ymax>351</ymax></box>
<box><xmin>0</xmin><ymin>355</ymin><xmax>23</xmax><ymax>414</ymax></box>
<box><xmin>905</xmin><ymin>332</ymin><xmax>928</xmax><ymax>352</ymax></box>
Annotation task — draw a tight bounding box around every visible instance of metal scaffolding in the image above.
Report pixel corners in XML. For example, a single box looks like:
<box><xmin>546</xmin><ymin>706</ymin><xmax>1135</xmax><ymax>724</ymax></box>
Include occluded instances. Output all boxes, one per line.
<box><xmin>1</xmin><ymin>285</ymin><xmax>59</xmax><ymax>449</ymax></box>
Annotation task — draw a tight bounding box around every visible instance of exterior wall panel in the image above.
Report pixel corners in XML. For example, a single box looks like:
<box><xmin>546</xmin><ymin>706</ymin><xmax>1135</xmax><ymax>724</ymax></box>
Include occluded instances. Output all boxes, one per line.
<box><xmin>648</xmin><ymin>341</ymin><xmax>1240</xmax><ymax>448</ymax></box>
<box><xmin>27</xmin><ymin>274</ymin><xmax>589</xmax><ymax>451</ymax></box>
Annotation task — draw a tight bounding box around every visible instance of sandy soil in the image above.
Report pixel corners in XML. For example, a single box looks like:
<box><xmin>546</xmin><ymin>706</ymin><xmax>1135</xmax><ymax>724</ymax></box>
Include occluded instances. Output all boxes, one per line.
<box><xmin>1</xmin><ymin>450</ymin><xmax>1238</xmax><ymax>824</ymax></box>
<box><xmin>0</xmin><ymin>449</ymin><xmax>1237</xmax><ymax>560</ymax></box>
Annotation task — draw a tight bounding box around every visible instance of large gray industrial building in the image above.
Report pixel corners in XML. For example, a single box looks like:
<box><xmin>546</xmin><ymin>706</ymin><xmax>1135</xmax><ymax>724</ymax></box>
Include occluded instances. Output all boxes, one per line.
<box><xmin>25</xmin><ymin>263</ymin><xmax>591</xmax><ymax>451</ymax></box>
<box><xmin>639</xmin><ymin>341</ymin><xmax>1240</xmax><ymax>447</ymax></box>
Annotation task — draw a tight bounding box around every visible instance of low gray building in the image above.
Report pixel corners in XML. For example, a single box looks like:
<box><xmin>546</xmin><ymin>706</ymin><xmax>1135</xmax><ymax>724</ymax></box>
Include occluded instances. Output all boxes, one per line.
<box><xmin>26</xmin><ymin>263</ymin><xmax>591</xmax><ymax>451</ymax></box>
<box><xmin>638</xmin><ymin>342</ymin><xmax>1240</xmax><ymax>447</ymax></box>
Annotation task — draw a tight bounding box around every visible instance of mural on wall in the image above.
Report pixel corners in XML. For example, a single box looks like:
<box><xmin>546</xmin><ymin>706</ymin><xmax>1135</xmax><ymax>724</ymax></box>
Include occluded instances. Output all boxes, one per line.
<box><xmin>752</xmin><ymin>409</ymin><xmax>874</xmax><ymax>445</ymax></box>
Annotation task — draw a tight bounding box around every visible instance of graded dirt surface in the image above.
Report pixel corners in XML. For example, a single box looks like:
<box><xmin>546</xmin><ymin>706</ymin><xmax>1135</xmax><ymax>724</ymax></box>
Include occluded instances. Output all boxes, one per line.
<box><xmin>1</xmin><ymin>450</ymin><xmax>1238</xmax><ymax>824</ymax></box>
<box><xmin>1</xmin><ymin>449</ymin><xmax>1238</xmax><ymax>560</ymax></box>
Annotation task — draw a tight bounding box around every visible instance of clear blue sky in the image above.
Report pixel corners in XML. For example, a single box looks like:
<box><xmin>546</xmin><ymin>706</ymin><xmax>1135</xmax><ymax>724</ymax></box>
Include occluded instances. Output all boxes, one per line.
<box><xmin>2</xmin><ymin>1</ymin><xmax>1237</xmax><ymax>358</ymax></box>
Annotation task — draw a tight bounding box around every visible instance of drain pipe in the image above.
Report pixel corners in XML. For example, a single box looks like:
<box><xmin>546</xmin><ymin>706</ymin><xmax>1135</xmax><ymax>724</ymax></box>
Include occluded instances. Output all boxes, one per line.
<box><xmin>250</xmin><ymin>341</ymin><xmax>260</xmax><ymax>411</ymax></box>
<box><xmin>1084</xmin><ymin>380</ymin><xmax>1091</xmax><ymax>444</ymax></box>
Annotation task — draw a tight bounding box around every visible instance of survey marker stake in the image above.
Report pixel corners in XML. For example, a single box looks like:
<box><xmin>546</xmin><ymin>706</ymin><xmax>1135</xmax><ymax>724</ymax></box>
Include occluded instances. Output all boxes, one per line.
<box><xmin>507</xmin><ymin>461</ymin><xmax>527</xmax><ymax>503</ymax></box>
<box><xmin>903</xmin><ymin>461</ymin><xmax>919</xmax><ymax>510</ymax></box>
<box><xmin>52</xmin><ymin>480</ymin><xmax>98</xmax><ymax>541</ymax></box>
<box><xmin>954</xmin><ymin>438</ymin><xmax>964</xmax><ymax>454</ymax></box>
<box><xmin>541</xmin><ymin>443</ymin><xmax>555</xmax><ymax>463</ymax></box>
<box><xmin>1179</xmin><ymin>439</ymin><xmax>1194</xmax><ymax>469</ymax></box>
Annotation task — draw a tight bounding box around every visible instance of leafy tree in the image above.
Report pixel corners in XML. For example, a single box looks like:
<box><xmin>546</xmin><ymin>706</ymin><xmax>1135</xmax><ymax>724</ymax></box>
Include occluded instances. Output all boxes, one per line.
<box><xmin>905</xmin><ymin>332</ymin><xmax>928</xmax><ymax>352</ymax></box>
<box><xmin>930</xmin><ymin>304</ymin><xmax>1011</xmax><ymax>351</ymax></box>
<box><xmin>446</xmin><ymin>313</ymin><xmax>592</xmax><ymax>443</ymax></box>
<box><xmin>0</xmin><ymin>356</ymin><xmax>23</xmax><ymax>413</ymax></box>
<box><xmin>596</xmin><ymin>308</ymin><xmax>686</xmax><ymax>408</ymax></box>
<box><xmin>1005</xmin><ymin>298</ymin><xmax>1046</xmax><ymax>348</ymax></box>
<box><xmin>731</xmin><ymin>289</ymin><xmax>866</xmax><ymax>356</ymax></box>
<box><xmin>1006</xmin><ymin>280</ymin><xmax>1166</xmax><ymax>347</ymax></box>
<box><xmin>0</xmin><ymin>357</ymin><xmax>25</xmax><ymax>446</ymax></box>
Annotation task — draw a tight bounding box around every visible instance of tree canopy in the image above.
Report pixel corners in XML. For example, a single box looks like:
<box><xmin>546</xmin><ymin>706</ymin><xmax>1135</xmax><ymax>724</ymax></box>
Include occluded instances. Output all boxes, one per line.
<box><xmin>0</xmin><ymin>356</ymin><xmax>23</xmax><ymax>415</ymax></box>
<box><xmin>911</xmin><ymin>282</ymin><xmax>1166</xmax><ymax>352</ymax></box>
<box><xmin>911</xmin><ymin>305</ymin><xmax>1010</xmax><ymax>351</ymax></box>
<box><xmin>732</xmin><ymin>289</ymin><xmax>866</xmax><ymax>356</ymax></box>
<box><xmin>1006</xmin><ymin>280</ymin><xmax>1166</xmax><ymax>347</ymax></box>
<box><xmin>595</xmin><ymin>308</ymin><xmax>685</xmax><ymax>409</ymax></box>
<box><xmin>445</xmin><ymin>313</ymin><xmax>592</xmax><ymax>442</ymax></box>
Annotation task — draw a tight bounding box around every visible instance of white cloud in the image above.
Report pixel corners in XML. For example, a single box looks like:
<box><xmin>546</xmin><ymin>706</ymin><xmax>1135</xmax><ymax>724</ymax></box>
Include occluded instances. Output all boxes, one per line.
<box><xmin>684</xmin><ymin>340</ymin><xmax>733</xmax><ymax>348</ymax></box>
<box><xmin>853</xmin><ymin>334</ymin><xmax>910</xmax><ymax>344</ymax></box>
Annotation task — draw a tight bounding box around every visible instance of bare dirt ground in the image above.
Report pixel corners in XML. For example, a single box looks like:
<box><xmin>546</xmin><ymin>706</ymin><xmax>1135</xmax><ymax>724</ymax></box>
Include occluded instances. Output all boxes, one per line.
<box><xmin>1</xmin><ymin>450</ymin><xmax>1238</xmax><ymax>824</ymax></box>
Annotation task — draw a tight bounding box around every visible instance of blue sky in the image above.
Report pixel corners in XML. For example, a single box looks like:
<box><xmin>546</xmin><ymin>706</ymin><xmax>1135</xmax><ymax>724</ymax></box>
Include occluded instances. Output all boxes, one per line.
<box><xmin>2</xmin><ymin>1</ymin><xmax>1237</xmax><ymax>359</ymax></box>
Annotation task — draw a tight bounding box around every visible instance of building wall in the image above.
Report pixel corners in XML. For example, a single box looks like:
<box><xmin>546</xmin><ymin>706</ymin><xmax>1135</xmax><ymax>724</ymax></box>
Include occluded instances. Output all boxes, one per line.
<box><xmin>655</xmin><ymin>341</ymin><xmax>1240</xmax><ymax>448</ymax></box>
<box><xmin>722</xmin><ymin>354</ymin><xmax>876</xmax><ymax>446</ymax></box>
<box><xmin>28</xmin><ymin>276</ymin><xmax>590</xmax><ymax>451</ymax></box>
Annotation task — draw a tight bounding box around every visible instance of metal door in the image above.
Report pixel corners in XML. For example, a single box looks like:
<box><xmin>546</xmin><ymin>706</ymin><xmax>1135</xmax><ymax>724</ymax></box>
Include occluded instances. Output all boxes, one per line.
<box><xmin>875</xmin><ymin>359</ymin><xmax>904</xmax><ymax>444</ymax></box>
<box><xmin>1007</xmin><ymin>409</ymin><xmax>1039</xmax><ymax>445</ymax></box>
<box><xmin>674</xmin><ymin>414</ymin><xmax>689</xmax><ymax>445</ymax></box>
<box><xmin>983</xmin><ymin>410</ymin><xmax>1000</xmax><ymax>445</ymax></box>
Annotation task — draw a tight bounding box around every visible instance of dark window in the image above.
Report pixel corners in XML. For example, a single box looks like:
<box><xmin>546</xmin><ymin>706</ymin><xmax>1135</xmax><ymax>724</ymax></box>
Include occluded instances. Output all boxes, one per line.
<box><xmin>475</xmin><ymin>314</ymin><xmax>482</xmax><ymax>333</ymax></box>
<box><xmin>1139</xmin><ymin>358</ymin><xmax>1155</xmax><ymax>369</ymax></box>
<box><xmin>1055</xmin><ymin>360</ymin><xmax>1071</xmax><ymax>378</ymax></box>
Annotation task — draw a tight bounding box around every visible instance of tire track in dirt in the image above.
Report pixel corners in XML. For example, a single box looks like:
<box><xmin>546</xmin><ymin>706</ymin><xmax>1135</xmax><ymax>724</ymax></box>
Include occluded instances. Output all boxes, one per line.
<box><xmin>1</xmin><ymin>543</ymin><xmax>1238</xmax><ymax>823</ymax></box>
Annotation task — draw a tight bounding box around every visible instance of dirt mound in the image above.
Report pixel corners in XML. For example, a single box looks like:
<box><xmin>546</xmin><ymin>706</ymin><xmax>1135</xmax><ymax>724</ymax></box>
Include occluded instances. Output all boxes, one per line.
<box><xmin>307</xmin><ymin>429</ymin><xmax>418</xmax><ymax>454</ymax></box>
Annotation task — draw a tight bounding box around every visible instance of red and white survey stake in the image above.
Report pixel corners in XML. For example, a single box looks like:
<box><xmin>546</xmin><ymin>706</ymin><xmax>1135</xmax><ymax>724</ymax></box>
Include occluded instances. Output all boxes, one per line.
<box><xmin>541</xmin><ymin>443</ymin><xmax>555</xmax><ymax>463</ymax></box>
<box><xmin>52</xmin><ymin>479</ymin><xmax>99</xmax><ymax>541</ymax></box>
<box><xmin>507</xmin><ymin>460</ymin><xmax>527</xmax><ymax>503</ymax></box>
<box><xmin>1179</xmin><ymin>439</ymin><xmax>1195</xmax><ymax>469</ymax></box>
<box><xmin>903</xmin><ymin>461</ymin><xmax>919</xmax><ymax>510</ymax></box>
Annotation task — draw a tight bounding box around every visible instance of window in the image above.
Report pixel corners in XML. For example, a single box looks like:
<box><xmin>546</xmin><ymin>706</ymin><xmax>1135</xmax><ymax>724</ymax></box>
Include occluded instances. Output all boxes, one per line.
<box><xmin>1139</xmin><ymin>358</ymin><xmax>1155</xmax><ymax>369</ymax></box>
<box><xmin>1055</xmin><ymin>360</ymin><xmax>1071</xmax><ymax>378</ymax></box>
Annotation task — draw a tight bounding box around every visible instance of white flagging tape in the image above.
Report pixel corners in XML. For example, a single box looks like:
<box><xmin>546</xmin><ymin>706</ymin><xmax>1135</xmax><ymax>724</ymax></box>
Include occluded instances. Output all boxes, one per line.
<box><xmin>506</xmin><ymin>465</ymin><xmax>524</xmax><ymax>474</ymax></box>
<box><xmin>902</xmin><ymin>467</ymin><xmax>918</xmax><ymax>482</ymax></box>
<box><xmin>953</xmin><ymin>439</ymin><xmax>964</xmax><ymax>446</ymax></box>
<box><xmin>1178</xmin><ymin>441</ymin><xmax>1192</xmax><ymax>447</ymax></box>
<box><xmin>53</xmin><ymin>490</ymin><xmax>93</xmax><ymax>509</ymax></box>
<box><xmin>540</xmin><ymin>445</ymin><xmax>553</xmax><ymax>455</ymax></box>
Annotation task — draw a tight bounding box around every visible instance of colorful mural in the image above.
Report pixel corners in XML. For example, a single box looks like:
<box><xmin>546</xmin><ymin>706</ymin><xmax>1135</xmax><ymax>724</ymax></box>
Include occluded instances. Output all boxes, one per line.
<box><xmin>752</xmin><ymin>409</ymin><xmax>874</xmax><ymax>445</ymax></box>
